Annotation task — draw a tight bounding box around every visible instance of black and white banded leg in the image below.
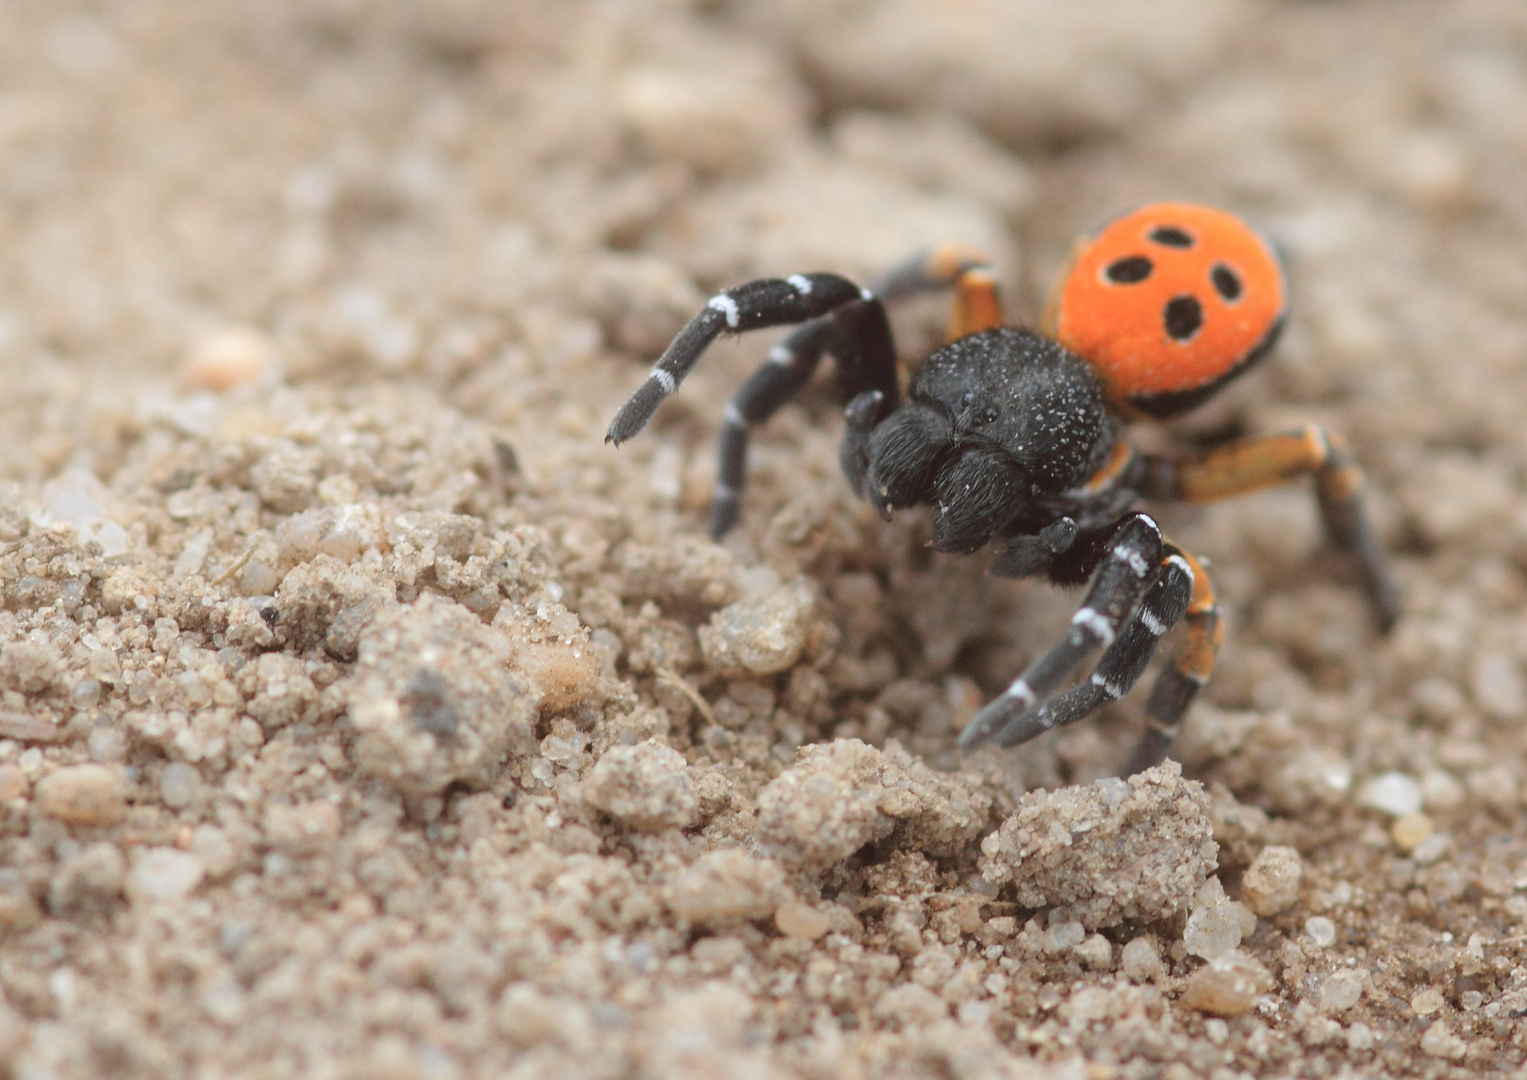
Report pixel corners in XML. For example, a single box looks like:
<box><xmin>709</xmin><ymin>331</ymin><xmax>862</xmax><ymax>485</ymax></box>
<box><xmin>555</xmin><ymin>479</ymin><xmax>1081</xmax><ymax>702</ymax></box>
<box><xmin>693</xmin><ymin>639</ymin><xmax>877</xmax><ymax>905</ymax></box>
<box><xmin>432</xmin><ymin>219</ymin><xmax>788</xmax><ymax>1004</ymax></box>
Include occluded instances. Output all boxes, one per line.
<box><xmin>711</xmin><ymin>317</ymin><xmax>835</xmax><ymax>537</ymax></box>
<box><xmin>711</xmin><ymin>293</ymin><xmax>900</xmax><ymax>537</ymax></box>
<box><xmin>1122</xmin><ymin>550</ymin><xmax>1222</xmax><ymax>775</ymax></box>
<box><xmin>990</xmin><ymin>551</ymin><xmax>1194</xmax><ymax>749</ymax></box>
<box><xmin>957</xmin><ymin>513</ymin><xmax>1165</xmax><ymax>749</ymax></box>
<box><xmin>606</xmin><ymin>272</ymin><xmax>902</xmax><ymax>539</ymax></box>
<box><xmin>607</xmin><ymin>273</ymin><xmax>873</xmax><ymax>447</ymax></box>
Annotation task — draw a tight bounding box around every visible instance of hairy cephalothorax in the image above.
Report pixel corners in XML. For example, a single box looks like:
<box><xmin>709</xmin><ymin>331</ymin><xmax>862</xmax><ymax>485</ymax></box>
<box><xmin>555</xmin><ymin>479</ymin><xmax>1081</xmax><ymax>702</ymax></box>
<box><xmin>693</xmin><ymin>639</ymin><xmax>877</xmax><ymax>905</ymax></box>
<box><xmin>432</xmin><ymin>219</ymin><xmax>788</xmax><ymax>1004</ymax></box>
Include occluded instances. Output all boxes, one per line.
<box><xmin>607</xmin><ymin>203</ymin><xmax>1399</xmax><ymax>775</ymax></box>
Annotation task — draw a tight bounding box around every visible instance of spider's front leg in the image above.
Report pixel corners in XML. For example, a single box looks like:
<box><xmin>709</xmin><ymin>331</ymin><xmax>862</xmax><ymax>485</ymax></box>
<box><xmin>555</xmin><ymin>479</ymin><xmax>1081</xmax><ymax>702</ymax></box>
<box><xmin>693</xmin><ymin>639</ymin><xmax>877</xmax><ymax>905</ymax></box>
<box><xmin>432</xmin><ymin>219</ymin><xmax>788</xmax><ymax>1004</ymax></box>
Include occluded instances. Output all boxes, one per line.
<box><xmin>990</xmin><ymin>551</ymin><xmax>1195</xmax><ymax>749</ymax></box>
<box><xmin>606</xmin><ymin>273</ymin><xmax>871</xmax><ymax>447</ymax></box>
<box><xmin>958</xmin><ymin>512</ymin><xmax>1166</xmax><ymax>748</ymax></box>
<box><xmin>607</xmin><ymin>270</ymin><xmax>907</xmax><ymax>539</ymax></box>
<box><xmin>838</xmin><ymin>389</ymin><xmax>884</xmax><ymax>499</ymax></box>
<box><xmin>1125</xmin><ymin>550</ymin><xmax>1222</xmax><ymax>774</ymax></box>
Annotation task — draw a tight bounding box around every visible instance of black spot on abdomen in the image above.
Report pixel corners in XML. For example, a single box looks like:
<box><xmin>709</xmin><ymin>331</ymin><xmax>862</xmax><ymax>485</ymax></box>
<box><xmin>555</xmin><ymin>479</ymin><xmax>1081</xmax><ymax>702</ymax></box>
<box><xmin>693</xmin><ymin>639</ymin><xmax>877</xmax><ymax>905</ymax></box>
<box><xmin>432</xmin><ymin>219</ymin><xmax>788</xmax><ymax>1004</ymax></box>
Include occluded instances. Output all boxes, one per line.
<box><xmin>1105</xmin><ymin>255</ymin><xmax>1153</xmax><ymax>284</ymax></box>
<box><xmin>1211</xmin><ymin>263</ymin><xmax>1242</xmax><ymax>301</ymax></box>
<box><xmin>1164</xmin><ymin>295</ymin><xmax>1204</xmax><ymax>341</ymax></box>
<box><xmin>1149</xmin><ymin>225</ymin><xmax>1194</xmax><ymax>248</ymax></box>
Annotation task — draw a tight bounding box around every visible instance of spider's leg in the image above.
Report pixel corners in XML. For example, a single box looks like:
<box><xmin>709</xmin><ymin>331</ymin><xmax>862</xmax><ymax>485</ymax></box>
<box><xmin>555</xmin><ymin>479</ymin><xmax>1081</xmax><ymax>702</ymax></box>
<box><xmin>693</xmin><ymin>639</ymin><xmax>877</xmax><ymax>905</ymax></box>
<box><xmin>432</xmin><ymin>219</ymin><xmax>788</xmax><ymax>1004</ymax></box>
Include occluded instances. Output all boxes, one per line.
<box><xmin>871</xmin><ymin>244</ymin><xmax>1003</xmax><ymax>341</ymax></box>
<box><xmin>988</xmin><ymin>517</ymin><xmax>1079</xmax><ymax>579</ymax></box>
<box><xmin>1315</xmin><ymin>433</ymin><xmax>1400</xmax><ymax>630</ymax></box>
<box><xmin>712</xmin><ymin>318</ymin><xmax>834</xmax><ymax>538</ymax></box>
<box><xmin>992</xmin><ymin>550</ymin><xmax>1194</xmax><ymax>751</ymax></box>
<box><xmin>606</xmin><ymin>273</ymin><xmax>869</xmax><ymax>446</ymax></box>
<box><xmin>839</xmin><ymin>390</ymin><xmax>884</xmax><ymax>500</ymax></box>
<box><xmin>946</xmin><ymin>266</ymin><xmax>1004</xmax><ymax>340</ymax></box>
<box><xmin>713</xmin><ymin>295</ymin><xmax>901</xmax><ymax>538</ymax></box>
<box><xmin>958</xmin><ymin>512</ymin><xmax>1163</xmax><ymax>748</ymax></box>
<box><xmin>1139</xmin><ymin>424</ymin><xmax>1400</xmax><ymax>631</ymax></box>
<box><xmin>874</xmin><ymin>243</ymin><xmax>990</xmax><ymax>302</ymax></box>
<box><xmin>1123</xmin><ymin>551</ymin><xmax>1223</xmax><ymax>775</ymax></box>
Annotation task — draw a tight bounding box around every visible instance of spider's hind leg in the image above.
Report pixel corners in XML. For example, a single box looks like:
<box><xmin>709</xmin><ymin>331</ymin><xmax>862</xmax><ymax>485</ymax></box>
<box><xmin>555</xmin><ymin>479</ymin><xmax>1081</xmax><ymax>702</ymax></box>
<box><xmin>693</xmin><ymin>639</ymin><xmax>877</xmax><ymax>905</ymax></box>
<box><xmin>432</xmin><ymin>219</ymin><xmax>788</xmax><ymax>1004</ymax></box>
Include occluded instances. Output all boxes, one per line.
<box><xmin>1140</xmin><ymin>424</ymin><xmax>1400</xmax><ymax>631</ymax></box>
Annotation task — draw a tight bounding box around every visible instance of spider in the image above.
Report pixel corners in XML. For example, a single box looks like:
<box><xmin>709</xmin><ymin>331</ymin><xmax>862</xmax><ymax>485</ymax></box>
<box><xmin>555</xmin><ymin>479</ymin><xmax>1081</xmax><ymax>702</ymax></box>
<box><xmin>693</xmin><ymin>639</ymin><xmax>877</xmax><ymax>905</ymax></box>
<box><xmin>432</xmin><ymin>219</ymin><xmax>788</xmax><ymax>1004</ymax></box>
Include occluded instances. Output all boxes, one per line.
<box><xmin>607</xmin><ymin>203</ymin><xmax>1400</xmax><ymax>775</ymax></box>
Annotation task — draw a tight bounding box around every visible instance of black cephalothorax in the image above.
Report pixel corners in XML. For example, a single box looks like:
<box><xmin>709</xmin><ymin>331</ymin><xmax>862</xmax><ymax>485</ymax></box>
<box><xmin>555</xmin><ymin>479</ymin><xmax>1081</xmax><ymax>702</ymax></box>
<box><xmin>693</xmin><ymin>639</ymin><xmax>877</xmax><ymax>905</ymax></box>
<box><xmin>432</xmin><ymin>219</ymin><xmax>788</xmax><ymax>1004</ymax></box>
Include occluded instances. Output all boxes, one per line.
<box><xmin>852</xmin><ymin>327</ymin><xmax>1117</xmax><ymax>553</ymax></box>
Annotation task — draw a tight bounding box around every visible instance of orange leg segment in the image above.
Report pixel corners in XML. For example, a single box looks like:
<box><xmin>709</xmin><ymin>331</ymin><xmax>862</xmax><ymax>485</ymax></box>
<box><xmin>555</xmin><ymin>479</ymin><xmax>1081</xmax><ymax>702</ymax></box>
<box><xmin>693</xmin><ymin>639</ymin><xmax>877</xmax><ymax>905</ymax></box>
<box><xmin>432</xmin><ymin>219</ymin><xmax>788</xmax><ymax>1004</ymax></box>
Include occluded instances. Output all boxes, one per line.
<box><xmin>1125</xmin><ymin>548</ymin><xmax>1223</xmax><ymax>774</ymax></box>
<box><xmin>1139</xmin><ymin>424</ymin><xmax>1400</xmax><ymax>631</ymax></box>
<box><xmin>868</xmin><ymin>244</ymin><xmax>1004</xmax><ymax>342</ymax></box>
<box><xmin>945</xmin><ymin>266</ymin><xmax>1004</xmax><ymax>341</ymax></box>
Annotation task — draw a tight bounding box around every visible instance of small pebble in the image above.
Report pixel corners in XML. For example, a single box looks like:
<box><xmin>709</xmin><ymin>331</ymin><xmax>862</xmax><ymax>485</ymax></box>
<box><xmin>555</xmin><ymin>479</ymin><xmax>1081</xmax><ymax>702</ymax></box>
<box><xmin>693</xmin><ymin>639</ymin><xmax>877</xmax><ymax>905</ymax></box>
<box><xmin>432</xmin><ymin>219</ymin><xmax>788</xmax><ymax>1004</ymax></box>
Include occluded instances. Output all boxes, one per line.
<box><xmin>127</xmin><ymin>848</ymin><xmax>206</xmax><ymax>902</ymax></box>
<box><xmin>873</xmin><ymin>982</ymin><xmax>948</xmax><ymax>1027</ymax></box>
<box><xmin>1180</xmin><ymin>951</ymin><xmax>1273</xmax><ymax>1017</ymax></box>
<box><xmin>0</xmin><ymin>764</ymin><xmax>26</xmax><ymax>801</ymax></box>
<box><xmin>1304</xmin><ymin>916</ymin><xmax>1337</xmax><ymax>948</ymax></box>
<box><xmin>617</xmin><ymin>66</ymin><xmax>804</xmax><ymax>177</ymax></box>
<box><xmin>1184</xmin><ymin>879</ymin><xmax>1254</xmax><ymax>960</ymax></box>
<box><xmin>1357</xmin><ymin>772</ymin><xmax>1422</xmax><ymax>817</ymax></box>
<box><xmin>264</xmin><ymin>802</ymin><xmax>342</xmax><ymax>856</ymax></box>
<box><xmin>183</xmin><ymin>325</ymin><xmax>272</xmax><ymax>391</ymax></box>
<box><xmin>1075</xmin><ymin>933</ymin><xmax>1113</xmax><ymax>971</ymax></box>
<box><xmin>190</xmin><ymin>826</ymin><xmax>238</xmax><ymax>879</ymax></box>
<box><xmin>1242</xmin><ymin>845</ymin><xmax>1303</xmax><ymax>916</ymax></box>
<box><xmin>979</xmin><ymin>761</ymin><xmax>1215</xmax><ymax>929</ymax></box>
<box><xmin>159</xmin><ymin>762</ymin><xmax>201</xmax><ymax>809</ymax></box>
<box><xmin>698</xmin><ymin>580</ymin><xmax>815</xmax><ymax>676</ymax></box>
<box><xmin>1410</xmin><ymin>988</ymin><xmax>1445</xmax><ymax>1016</ymax></box>
<box><xmin>88</xmin><ymin>727</ymin><xmax>128</xmax><ymax>764</ymax></box>
<box><xmin>983</xmin><ymin>916</ymin><xmax>1017</xmax><ymax>940</ymax></box>
<box><xmin>1347</xmin><ymin>1022</ymin><xmax>1375</xmax><ymax>1051</ymax></box>
<box><xmin>1050</xmin><ymin>916</ymin><xmax>1087</xmax><ymax>953</ymax></box>
<box><xmin>70</xmin><ymin>679</ymin><xmax>102</xmax><ymax>710</ymax></box>
<box><xmin>1391</xmin><ymin>811</ymin><xmax>1433</xmax><ymax>851</ymax></box>
<box><xmin>665</xmin><ymin>849</ymin><xmax>784</xmax><ymax>928</ymax></box>
<box><xmin>239</xmin><ymin>559</ymin><xmax>280</xmax><ymax>598</ymax></box>
<box><xmin>1411</xmin><ymin>831</ymin><xmax>1451</xmax><ymax>866</ymax></box>
<box><xmin>0</xmin><ymin>711</ymin><xmax>62</xmax><ymax>743</ymax></box>
<box><xmin>581</xmin><ymin>741</ymin><xmax>696</xmax><ymax>832</ymax></box>
<box><xmin>1045</xmin><ymin>920</ymin><xmax>1086</xmax><ymax>953</ymax></box>
<box><xmin>34</xmin><ymin>764</ymin><xmax>127</xmax><ymax>826</ymax></box>
<box><xmin>1318</xmin><ymin>970</ymin><xmax>1364</xmax><ymax>1013</ymax></box>
<box><xmin>1120</xmin><ymin>937</ymin><xmax>1163</xmax><ymax>983</ymax></box>
<box><xmin>1420</xmin><ymin>1019</ymin><xmax>1467</xmax><ymax>1061</ymax></box>
<box><xmin>1470</xmin><ymin>651</ymin><xmax>1526</xmax><ymax>723</ymax></box>
<box><xmin>774</xmin><ymin>899</ymin><xmax>831</xmax><ymax>941</ymax></box>
<box><xmin>1465</xmin><ymin>764</ymin><xmax>1518</xmax><ymax>810</ymax></box>
<box><xmin>1418</xmin><ymin>768</ymin><xmax>1463</xmax><ymax>811</ymax></box>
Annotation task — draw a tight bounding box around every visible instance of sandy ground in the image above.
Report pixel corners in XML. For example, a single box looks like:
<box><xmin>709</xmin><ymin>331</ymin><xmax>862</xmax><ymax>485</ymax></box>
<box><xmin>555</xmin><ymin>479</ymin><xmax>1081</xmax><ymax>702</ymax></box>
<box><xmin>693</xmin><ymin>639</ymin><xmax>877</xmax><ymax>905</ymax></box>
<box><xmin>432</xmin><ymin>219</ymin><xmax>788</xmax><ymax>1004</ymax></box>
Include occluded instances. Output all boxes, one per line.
<box><xmin>1</xmin><ymin>0</ymin><xmax>1527</xmax><ymax>1077</ymax></box>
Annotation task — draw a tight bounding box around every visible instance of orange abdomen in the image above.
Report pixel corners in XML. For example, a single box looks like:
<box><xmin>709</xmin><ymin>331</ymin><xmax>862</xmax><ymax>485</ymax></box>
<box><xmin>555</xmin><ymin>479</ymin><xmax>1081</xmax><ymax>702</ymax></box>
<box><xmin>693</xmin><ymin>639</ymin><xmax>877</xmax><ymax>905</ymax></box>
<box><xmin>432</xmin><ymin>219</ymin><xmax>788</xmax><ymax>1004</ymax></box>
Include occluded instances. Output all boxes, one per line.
<box><xmin>1048</xmin><ymin>202</ymin><xmax>1286</xmax><ymax>418</ymax></box>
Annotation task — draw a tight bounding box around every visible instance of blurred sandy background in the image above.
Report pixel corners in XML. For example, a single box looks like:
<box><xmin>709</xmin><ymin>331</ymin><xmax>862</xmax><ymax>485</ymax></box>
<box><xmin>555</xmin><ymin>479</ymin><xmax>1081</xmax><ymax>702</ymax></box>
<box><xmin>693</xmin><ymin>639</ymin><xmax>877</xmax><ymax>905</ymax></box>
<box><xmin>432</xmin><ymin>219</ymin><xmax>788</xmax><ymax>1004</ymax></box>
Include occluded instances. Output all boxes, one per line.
<box><xmin>0</xmin><ymin>1</ymin><xmax>1526</xmax><ymax>1077</ymax></box>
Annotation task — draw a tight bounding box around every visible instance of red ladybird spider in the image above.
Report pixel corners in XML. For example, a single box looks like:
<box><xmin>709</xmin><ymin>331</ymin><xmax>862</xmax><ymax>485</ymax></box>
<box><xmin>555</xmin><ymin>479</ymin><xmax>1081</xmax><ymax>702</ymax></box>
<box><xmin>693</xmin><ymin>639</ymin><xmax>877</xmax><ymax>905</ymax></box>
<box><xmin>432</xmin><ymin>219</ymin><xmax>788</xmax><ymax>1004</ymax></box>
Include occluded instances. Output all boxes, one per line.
<box><xmin>607</xmin><ymin>203</ymin><xmax>1400</xmax><ymax>775</ymax></box>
